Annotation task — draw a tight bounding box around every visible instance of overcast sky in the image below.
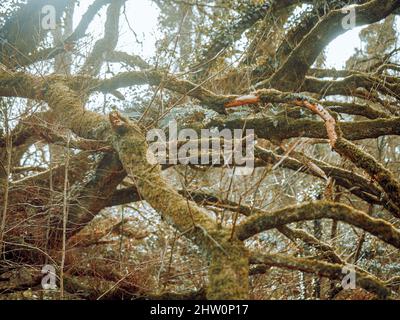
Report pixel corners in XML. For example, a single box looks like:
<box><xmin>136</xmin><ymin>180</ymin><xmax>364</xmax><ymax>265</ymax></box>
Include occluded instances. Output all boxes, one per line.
<box><xmin>73</xmin><ymin>1</ymin><xmax>369</xmax><ymax>70</ymax></box>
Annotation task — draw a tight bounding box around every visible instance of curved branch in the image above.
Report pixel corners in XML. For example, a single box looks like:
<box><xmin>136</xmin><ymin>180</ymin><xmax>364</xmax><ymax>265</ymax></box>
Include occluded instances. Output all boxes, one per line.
<box><xmin>80</xmin><ymin>0</ymin><xmax>126</xmax><ymax>76</ymax></box>
<box><xmin>249</xmin><ymin>252</ymin><xmax>390</xmax><ymax>298</ymax></box>
<box><xmin>259</xmin><ymin>0</ymin><xmax>400</xmax><ymax>91</ymax></box>
<box><xmin>236</xmin><ymin>201</ymin><xmax>400</xmax><ymax>249</ymax></box>
<box><xmin>0</xmin><ymin>0</ymin><xmax>70</xmax><ymax>68</ymax></box>
<box><xmin>16</xmin><ymin>0</ymin><xmax>114</xmax><ymax>67</ymax></box>
<box><xmin>193</xmin><ymin>1</ymin><xmax>271</xmax><ymax>71</ymax></box>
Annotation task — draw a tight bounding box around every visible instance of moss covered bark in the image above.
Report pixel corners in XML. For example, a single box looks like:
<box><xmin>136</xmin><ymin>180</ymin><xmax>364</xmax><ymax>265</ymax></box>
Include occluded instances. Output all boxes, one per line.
<box><xmin>108</xmin><ymin>111</ymin><xmax>249</xmax><ymax>299</ymax></box>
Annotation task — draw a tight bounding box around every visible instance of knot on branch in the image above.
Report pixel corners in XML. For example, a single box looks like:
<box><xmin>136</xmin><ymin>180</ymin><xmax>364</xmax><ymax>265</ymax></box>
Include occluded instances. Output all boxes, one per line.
<box><xmin>109</xmin><ymin>111</ymin><xmax>130</xmax><ymax>136</ymax></box>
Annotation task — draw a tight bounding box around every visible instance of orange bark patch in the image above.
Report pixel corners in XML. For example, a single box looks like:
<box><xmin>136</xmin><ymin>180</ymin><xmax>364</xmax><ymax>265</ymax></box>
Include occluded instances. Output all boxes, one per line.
<box><xmin>224</xmin><ymin>95</ymin><xmax>261</xmax><ymax>108</ymax></box>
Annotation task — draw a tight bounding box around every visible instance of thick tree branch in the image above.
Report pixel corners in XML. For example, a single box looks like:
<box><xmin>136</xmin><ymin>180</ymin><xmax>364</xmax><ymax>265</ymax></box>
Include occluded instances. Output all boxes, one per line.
<box><xmin>237</xmin><ymin>201</ymin><xmax>400</xmax><ymax>250</ymax></box>
<box><xmin>80</xmin><ymin>0</ymin><xmax>126</xmax><ymax>76</ymax></box>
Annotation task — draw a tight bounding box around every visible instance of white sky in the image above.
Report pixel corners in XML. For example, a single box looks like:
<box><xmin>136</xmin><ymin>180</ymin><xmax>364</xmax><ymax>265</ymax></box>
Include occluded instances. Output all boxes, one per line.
<box><xmin>73</xmin><ymin>0</ymin><xmax>160</xmax><ymax>59</ymax></box>
<box><xmin>73</xmin><ymin>0</ymin><xmax>365</xmax><ymax>70</ymax></box>
<box><xmin>325</xmin><ymin>27</ymin><xmax>363</xmax><ymax>69</ymax></box>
